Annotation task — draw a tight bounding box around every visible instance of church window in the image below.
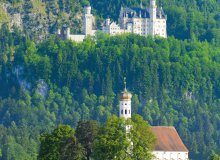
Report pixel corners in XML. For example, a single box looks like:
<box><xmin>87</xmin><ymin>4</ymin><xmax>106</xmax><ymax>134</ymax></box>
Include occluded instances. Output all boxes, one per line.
<box><xmin>125</xmin><ymin>109</ymin><xmax>127</xmax><ymax>114</ymax></box>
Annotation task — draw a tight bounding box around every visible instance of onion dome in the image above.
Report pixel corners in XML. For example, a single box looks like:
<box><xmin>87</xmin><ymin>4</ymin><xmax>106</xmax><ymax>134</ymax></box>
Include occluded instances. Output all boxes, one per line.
<box><xmin>120</xmin><ymin>77</ymin><xmax>132</xmax><ymax>100</ymax></box>
<box><xmin>120</xmin><ymin>88</ymin><xmax>132</xmax><ymax>100</ymax></box>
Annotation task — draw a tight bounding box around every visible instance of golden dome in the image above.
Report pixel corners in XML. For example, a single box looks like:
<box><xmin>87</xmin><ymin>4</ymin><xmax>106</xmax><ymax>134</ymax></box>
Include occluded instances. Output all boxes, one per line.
<box><xmin>120</xmin><ymin>77</ymin><xmax>132</xmax><ymax>100</ymax></box>
<box><xmin>120</xmin><ymin>88</ymin><xmax>132</xmax><ymax>100</ymax></box>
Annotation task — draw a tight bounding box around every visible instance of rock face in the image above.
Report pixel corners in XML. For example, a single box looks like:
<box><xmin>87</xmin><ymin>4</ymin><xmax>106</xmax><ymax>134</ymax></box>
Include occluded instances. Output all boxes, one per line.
<box><xmin>0</xmin><ymin>0</ymin><xmax>84</xmax><ymax>42</ymax></box>
<box><xmin>9</xmin><ymin>13</ymin><xmax>23</xmax><ymax>30</ymax></box>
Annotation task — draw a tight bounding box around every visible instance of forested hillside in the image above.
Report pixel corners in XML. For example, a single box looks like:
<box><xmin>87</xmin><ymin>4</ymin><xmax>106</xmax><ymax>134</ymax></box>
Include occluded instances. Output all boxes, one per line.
<box><xmin>0</xmin><ymin>0</ymin><xmax>220</xmax><ymax>159</ymax></box>
<box><xmin>0</xmin><ymin>24</ymin><xmax>220</xmax><ymax>159</ymax></box>
<box><xmin>0</xmin><ymin>0</ymin><xmax>219</xmax><ymax>45</ymax></box>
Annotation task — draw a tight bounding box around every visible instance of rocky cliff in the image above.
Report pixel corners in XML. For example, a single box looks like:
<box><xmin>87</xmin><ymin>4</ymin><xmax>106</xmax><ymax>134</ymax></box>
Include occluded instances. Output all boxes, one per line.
<box><xmin>0</xmin><ymin>0</ymin><xmax>87</xmax><ymax>41</ymax></box>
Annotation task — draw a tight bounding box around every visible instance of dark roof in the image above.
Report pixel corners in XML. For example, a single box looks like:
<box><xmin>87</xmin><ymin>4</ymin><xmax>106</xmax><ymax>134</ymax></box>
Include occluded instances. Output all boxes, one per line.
<box><xmin>129</xmin><ymin>8</ymin><xmax>150</xmax><ymax>18</ymax></box>
<box><xmin>156</xmin><ymin>7</ymin><xmax>166</xmax><ymax>19</ymax></box>
<box><xmin>122</xmin><ymin>7</ymin><xmax>166</xmax><ymax>19</ymax></box>
<box><xmin>152</xmin><ymin>126</ymin><xmax>188</xmax><ymax>152</ymax></box>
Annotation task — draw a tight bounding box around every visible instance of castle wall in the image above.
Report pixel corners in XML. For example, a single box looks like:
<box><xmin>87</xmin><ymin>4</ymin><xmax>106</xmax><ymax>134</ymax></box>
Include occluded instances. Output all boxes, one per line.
<box><xmin>67</xmin><ymin>34</ymin><xmax>85</xmax><ymax>42</ymax></box>
<box><xmin>154</xmin><ymin>19</ymin><xmax>167</xmax><ymax>38</ymax></box>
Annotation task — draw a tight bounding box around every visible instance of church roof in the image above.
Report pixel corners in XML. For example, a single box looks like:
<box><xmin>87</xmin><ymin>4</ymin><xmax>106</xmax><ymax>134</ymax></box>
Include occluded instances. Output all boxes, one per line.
<box><xmin>119</xmin><ymin>88</ymin><xmax>132</xmax><ymax>100</ymax></box>
<box><xmin>152</xmin><ymin>126</ymin><xmax>188</xmax><ymax>152</ymax></box>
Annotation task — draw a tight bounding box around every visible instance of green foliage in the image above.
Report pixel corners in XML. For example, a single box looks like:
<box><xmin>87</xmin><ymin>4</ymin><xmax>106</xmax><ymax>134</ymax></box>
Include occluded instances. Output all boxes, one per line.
<box><xmin>92</xmin><ymin>115</ymin><xmax>156</xmax><ymax>160</ymax></box>
<box><xmin>92</xmin><ymin>116</ymin><xmax>130</xmax><ymax>160</ymax></box>
<box><xmin>130</xmin><ymin>115</ymin><xmax>156</xmax><ymax>160</ymax></box>
<box><xmin>0</xmin><ymin>4</ymin><xmax>9</xmax><ymax>23</ymax></box>
<box><xmin>75</xmin><ymin>120</ymin><xmax>98</xmax><ymax>160</ymax></box>
<box><xmin>209</xmin><ymin>153</ymin><xmax>220</xmax><ymax>160</ymax></box>
<box><xmin>38</xmin><ymin>124</ymin><xmax>85</xmax><ymax>160</ymax></box>
<box><xmin>38</xmin><ymin>117</ymin><xmax>155</xmax><ymax>160</ymax></box>
<box><xmin>0</xmin><ymin>26</ymin><xmax>220</xmax><ymax>159</ymax></box>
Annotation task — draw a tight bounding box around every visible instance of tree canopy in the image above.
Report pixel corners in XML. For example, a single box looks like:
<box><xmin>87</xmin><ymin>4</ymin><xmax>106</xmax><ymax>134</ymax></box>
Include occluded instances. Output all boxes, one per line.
<box><xmin>0</xmin><ymin>25</ymin><xmax>220</xmax><ymax>159</ymax></box>
<box><xmin>38</xmin><ymin>117</ymin><xmax>156</xmax><ymax>160</ymax></box>
<box><xmin>38</xmin><ymin>124</ymin><xmax>86</xmax><ymax>160</ymax></box>
<box><xmin>209</xmin><ymin>153</ymin><xmax>220</xmax><ymax>160</ymax></box>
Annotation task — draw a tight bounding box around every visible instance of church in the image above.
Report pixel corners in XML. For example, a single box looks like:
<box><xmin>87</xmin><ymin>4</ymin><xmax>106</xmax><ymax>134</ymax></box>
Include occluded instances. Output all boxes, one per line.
<box><xmin>119</xmin><ymin>81</ymin><xmax>189</xmax><ymax>160</ymax></box>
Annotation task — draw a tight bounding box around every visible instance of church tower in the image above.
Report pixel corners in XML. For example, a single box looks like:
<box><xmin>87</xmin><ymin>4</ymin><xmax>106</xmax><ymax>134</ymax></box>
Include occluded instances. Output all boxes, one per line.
<box><xmin>119</xmin><ymin>78</ymin><xmax>132</xmax><ymax>119</ymax></box>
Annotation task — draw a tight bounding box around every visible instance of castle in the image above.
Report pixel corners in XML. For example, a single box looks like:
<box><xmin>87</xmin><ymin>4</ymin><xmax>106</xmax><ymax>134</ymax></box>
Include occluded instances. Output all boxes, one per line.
<box><xmin>119</xmin><ymin>80</ymin><xmax>189</xmax><ymax>160</ymax></box>
<box><xmin>102</xmin><ymin>0</ymin><xmax>167</xmax><ymax>38</ymax></box>
<box><xmin>58</xmin><ymin>6</ymin><xmax>97</xmax><ymax>42</ymax></box>
<box><xmin>59</xmin><ymin>0</ymin><xmax>167</xmax><ymax>42</ymax></box>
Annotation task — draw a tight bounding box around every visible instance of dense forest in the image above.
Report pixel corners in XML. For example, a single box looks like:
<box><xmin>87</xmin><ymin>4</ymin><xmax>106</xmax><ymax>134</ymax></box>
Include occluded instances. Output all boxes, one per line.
<box><xmin>38</xmin><ymin>116</ymin><xmax>156</xmax><ymax>160</ymax></box>
<box><xmin>0</xmin><ymin>24</ymin><xmax>220</xmax><ymax>159</ymax></box>
<box><xmin>0</xmin><ymin>0</ymin><xmax>220</xmax><ymax>159</ymax></box>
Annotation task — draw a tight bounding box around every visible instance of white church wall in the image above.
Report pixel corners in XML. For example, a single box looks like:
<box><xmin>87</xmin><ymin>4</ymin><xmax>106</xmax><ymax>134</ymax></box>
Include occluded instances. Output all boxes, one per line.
<box><xmin>119</xmin><ymin>100</ymin><xmax>132</xmax><ymax>119</ymax></box>
<box><xmin>153</xmin><ymin>151</ymin><xmax>189</xmax><ymax>160</ymax></box>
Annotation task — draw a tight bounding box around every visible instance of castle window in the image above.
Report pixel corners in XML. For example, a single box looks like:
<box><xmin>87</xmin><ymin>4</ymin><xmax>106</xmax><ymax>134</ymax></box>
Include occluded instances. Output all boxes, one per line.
<box><xmin>129</xmin><ymin>110</ymin><xmax>130</xmax><ymax>114</ymax></box>
<box><xmin>125</xmin><ymin>109</ymin><xmax>127</xmax><ymax>114</ymax></box>
<box><xmin>125</xmin><ymin>103</ymin><xmax>127</xmax><ymax>105</ymax></box>
<box><xmin>121</xmin><ymin>110</ymin><xmax>123</xmax><ymax>114</ymax></box>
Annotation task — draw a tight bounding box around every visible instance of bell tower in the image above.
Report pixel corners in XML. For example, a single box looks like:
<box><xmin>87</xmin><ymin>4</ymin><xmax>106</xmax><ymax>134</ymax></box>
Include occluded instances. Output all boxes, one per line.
<box><xmin>119</xmin><ymin>78</ymin><xmax>132</xmax><ymax>119</ymax></box>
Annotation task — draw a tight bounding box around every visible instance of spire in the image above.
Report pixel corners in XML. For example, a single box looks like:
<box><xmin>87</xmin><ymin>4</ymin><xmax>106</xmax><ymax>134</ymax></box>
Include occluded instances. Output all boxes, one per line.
<box><xmin>120</xmin><ymin>77</ymin><xmax>132</xmax><ymax>100</ymax></box>
<box><xmin>119</xmin><ymin>78</ymin><xmax>132</xmax><ymax>119</ymax></box>
<box><xmin>124</xmin><ymin>77</ymin><xmax>127</xmax><ymax>92</ymax></box>
<box><xmin>140</xmin><ymin>0</ymin><xmax>143</xmax><ymax>9</ymax></box>
<box><xmin>150</xmin><ymin>0</ymin><xmax>156</xmax><ymax>7</ymax></box>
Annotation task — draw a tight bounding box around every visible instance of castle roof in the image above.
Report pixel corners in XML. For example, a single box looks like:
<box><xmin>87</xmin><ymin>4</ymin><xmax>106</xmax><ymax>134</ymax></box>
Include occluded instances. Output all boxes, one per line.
<box><xmin>152</xmin><ymin>126</ymin><xmax>188</xmax><ymax>152</ymax></box>
<box><xmin>122</xmin><ymin>7</ymin><xmax>166</xmax><ymax>19</ymax></box>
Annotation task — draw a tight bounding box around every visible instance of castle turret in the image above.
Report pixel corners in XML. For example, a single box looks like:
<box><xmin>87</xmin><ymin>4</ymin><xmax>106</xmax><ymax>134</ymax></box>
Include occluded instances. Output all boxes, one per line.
<box><xmin>83</xmin><ymin>6</ymin><xmax>93</xmax><ymax>36</ymax></box>
<box><xmin>149</xmin><ymin>0</ymin><xmax>157</xmax><ymax>36</ymax></box>
<box><xmin>84</xmin><ymin>6</ymin><xmax>91</xmax><ymax>14</ymax></box>
<box><xmin>119</xmin><ymin>78</ymin><xmax>132</xmax><ymax>119</ymax></box>
<box><xmin>106</xmin><ymin>18</ymin><xmax>111</xmax><ymax>26</ymax></box>
<box><xmin>66</xmin><ymin>27</ymin><xmax>71</xmax><ymax>39</ymax></box>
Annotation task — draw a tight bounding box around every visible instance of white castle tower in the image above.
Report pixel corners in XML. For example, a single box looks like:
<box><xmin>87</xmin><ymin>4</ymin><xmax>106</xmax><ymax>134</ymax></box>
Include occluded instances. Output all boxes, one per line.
<box><xmin>83</xmin><ymin>6</ymin><xmax>93</xmax><ymax>36</ymax></box>
<box><xmin>119</xmin><ymin>78</ymin><xmax>132</xmax><ymax>119</ymax></box>
<box><xmin>150</xmin><ymin>0</ymin><xmax>157</xmax><ymax>20</ymax></box>
<box><xmin>150</xmin><ymin>0</ymin><xmax>157</xmax><ymax>36</ymax></box>
<box><xmin>62</xmin><ymin>6</ymin><xmax>97</xmax><ymax>42</ymax></box>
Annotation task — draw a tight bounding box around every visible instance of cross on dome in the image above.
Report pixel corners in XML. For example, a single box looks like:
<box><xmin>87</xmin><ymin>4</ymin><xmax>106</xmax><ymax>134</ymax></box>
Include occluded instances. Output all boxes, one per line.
<box><xmin>120</xmin><ymin>77</ymin><xmax>132</xmax><ymax>100</ymax></box>
<box><xmin>124</xmin><ymin>77</ymin><xmax>127</xmax><ymax>92</ymax></box>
